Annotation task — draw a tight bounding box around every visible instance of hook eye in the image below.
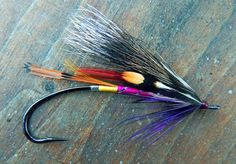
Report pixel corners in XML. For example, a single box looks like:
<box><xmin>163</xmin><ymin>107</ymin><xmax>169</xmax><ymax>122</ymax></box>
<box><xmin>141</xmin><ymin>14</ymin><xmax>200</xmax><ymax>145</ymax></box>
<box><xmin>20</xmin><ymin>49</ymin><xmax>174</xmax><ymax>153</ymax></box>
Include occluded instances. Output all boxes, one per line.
<box><xmin>208</xmin><ymin>104</ymin><xmax>221</xmax><ymax>110</ymax></box>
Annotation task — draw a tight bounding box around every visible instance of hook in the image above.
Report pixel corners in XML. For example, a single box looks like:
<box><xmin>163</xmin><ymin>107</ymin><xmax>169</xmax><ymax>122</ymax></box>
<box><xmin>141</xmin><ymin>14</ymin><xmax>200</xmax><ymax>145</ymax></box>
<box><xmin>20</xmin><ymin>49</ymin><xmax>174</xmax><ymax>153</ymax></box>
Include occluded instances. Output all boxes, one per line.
<box><xmin>23</xmin><ymin>86</ymin><xmax>92</xmax><ymax>143</ymax></box>
<box><xmin>200</xmin><ymin>101</ymin><xmax>221</xmax><ymax>110</ymax></box>
<box><xmin>208</xmin><ymin>104</ymin><xmax>221</xmax><ymax>110</ymax></box>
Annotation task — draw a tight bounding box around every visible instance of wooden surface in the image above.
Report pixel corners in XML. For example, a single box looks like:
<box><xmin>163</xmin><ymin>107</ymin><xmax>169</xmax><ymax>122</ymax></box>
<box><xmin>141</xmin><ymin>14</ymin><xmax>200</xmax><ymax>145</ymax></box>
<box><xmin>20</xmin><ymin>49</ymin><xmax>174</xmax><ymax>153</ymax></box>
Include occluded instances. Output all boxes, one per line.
<box><xmin>0</xmin><ymin>0</ymin><xmax>235</xmax><ymax>163</ymax></box>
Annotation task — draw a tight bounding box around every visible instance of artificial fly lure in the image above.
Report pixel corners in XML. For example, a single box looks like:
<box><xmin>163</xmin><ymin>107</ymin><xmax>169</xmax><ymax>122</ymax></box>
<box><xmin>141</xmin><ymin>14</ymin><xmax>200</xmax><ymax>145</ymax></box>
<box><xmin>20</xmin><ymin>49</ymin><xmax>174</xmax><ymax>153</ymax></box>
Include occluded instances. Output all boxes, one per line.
<box><xmin>23</xmin><ymin>6</ymin><xmax>220</xmax><ymax>146</ymax></box>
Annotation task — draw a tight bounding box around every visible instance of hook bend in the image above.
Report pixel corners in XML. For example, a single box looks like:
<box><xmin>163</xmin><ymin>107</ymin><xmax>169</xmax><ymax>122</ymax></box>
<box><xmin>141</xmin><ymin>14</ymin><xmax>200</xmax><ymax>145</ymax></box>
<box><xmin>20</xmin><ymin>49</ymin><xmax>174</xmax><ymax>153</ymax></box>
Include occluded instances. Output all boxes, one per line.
<box><xmin>23</xmin><ymin>86</ymin><xmax>91</xmax><ymax>143</ymax></box>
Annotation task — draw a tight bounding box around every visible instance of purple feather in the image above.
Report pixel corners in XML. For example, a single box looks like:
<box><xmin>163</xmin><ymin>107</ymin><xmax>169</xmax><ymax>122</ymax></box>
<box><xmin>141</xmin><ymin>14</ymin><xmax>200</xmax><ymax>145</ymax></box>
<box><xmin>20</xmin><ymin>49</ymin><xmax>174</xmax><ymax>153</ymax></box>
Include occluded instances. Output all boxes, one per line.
<box><xmin>121</xmin><ymin>104</ymin><xmax>197</xmax><ymax>146</ymax></box>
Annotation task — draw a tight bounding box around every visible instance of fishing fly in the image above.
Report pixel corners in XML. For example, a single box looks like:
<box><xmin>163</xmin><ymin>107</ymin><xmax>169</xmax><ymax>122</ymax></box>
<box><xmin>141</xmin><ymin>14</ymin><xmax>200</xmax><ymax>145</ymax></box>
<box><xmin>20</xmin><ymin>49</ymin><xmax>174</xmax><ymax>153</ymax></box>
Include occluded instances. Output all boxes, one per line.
<box><xmin>23</xmin><ymin>6</ymin><xmax>220</xmax><ymax>145</ymax></box>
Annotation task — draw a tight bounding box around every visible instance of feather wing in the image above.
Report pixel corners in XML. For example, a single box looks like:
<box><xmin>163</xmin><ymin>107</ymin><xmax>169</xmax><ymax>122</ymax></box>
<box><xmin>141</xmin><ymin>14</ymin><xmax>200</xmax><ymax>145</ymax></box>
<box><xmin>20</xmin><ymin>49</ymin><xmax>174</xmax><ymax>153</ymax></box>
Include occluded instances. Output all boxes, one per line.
<box><xmin>65</xmin><ymin>6</ymin><xmax>201</xmax><ymax>104</ymax></box>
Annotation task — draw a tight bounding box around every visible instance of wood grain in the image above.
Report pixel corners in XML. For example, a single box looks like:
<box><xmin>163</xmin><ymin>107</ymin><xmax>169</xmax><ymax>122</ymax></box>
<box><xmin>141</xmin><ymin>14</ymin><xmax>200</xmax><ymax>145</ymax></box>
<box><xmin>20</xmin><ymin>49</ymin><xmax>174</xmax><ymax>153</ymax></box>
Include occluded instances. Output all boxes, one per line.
<box><xmin>0</xmin><ymin>0</ymin><xmax>235</xmax><ymax>163</ymax></box>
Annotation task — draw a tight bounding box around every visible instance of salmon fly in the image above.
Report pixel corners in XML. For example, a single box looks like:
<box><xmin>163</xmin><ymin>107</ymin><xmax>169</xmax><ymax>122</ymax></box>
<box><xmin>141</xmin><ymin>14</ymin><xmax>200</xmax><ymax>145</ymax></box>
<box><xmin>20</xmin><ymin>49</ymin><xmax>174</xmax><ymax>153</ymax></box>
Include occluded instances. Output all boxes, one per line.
<box><xmin>23</xmin><ymin>6</ymin><xmax>220</xmax><ymax>145</ymax></box>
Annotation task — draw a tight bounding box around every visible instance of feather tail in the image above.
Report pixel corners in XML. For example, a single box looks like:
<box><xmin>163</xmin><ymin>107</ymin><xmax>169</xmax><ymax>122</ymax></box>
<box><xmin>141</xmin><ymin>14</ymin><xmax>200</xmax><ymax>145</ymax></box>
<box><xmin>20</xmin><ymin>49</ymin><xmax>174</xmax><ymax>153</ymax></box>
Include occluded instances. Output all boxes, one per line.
<box><xmin>24</xmin><ymin>63</ymin><xmax>115</xmax><ymax>86</ymax></box>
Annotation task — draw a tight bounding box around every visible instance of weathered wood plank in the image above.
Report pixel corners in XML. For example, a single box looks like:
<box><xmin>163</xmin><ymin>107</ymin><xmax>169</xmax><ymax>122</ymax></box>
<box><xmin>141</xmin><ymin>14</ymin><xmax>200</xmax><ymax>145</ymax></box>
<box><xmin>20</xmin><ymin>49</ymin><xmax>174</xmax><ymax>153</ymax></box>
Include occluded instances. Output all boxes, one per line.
<box><xmin>0</xmin><ymin>0</ymin><xmax>35</xmax><ymax>49</ymax></box>
<box><xmin>0</xmin><ymin>0</ymin><xmax>235</xmax><ymax>163</ymax></box>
